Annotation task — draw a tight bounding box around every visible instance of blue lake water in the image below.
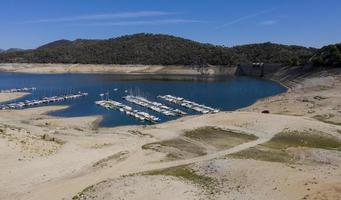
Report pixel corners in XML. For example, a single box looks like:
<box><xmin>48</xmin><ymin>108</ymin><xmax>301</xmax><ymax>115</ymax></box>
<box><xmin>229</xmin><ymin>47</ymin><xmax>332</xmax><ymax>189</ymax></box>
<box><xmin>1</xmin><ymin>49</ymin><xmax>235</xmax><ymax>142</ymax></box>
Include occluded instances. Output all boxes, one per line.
<box><xmin>0</xmin><ymin>73</ymin><xmax>287</xmax><ymax>127</ymax></box>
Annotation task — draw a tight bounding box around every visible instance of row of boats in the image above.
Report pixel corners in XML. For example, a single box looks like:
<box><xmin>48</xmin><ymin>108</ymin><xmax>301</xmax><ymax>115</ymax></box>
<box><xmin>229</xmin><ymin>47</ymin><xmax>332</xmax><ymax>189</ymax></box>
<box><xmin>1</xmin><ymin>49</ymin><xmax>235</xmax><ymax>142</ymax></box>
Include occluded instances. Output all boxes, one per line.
<box><xmin>0</xmin><ymin>92</ymin><xmax>88</xmax><ymax>110</ymax></box>
<box><xmin>96</xmin><ymin>94</ymin><xmax>219</xmax><ymax>123</ymax></box>
<box><xmin>0</xmin><ymin>86</ymin><xmax>220</xmax><ymax>123</ymax></box>
<box><xmin>95</xmin><ymin>100</ymin><xmax>160</xmax><ymax>123</ymax></box>
<box><xmin>158</xmin><ymin>95</ymin><xmax>220</xmax><ymax>114</ymax></box>
<box><xmin>0</xmin><ymin>87</ymin><xmax>36</xmax><ymax>93</ymax></box>
<box><xmin>123</xmin><ymin>95</ymin><xmax>187</xmax><ymax>116</ymax></box>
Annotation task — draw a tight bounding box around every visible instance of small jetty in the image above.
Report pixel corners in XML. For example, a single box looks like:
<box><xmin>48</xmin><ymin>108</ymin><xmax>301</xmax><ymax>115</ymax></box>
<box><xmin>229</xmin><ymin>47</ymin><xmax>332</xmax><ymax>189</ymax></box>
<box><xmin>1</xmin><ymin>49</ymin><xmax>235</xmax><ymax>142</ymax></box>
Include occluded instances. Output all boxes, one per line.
<box><xmin>0</xmin><ymin>92</ymin><xmax>88</xmax><ymax>110</ymax></box>
<box><xmin>0</xmin><ymin>87</ymin><xmax>36</xmax><ymax>93</ymax></box>
<box><xmin>95</xmin><ymin>100</ymin><xmax>160</xmax><ymax>123</ymax></box>
<box><xmin>158</xmin><ymin>95</ymin><xmax>220</xmax><ymax>114</ymax></box>
<box><xmin>123</xmin><ymin>95</ymin><xmax>186</xmax><ymax>116</ymax></box>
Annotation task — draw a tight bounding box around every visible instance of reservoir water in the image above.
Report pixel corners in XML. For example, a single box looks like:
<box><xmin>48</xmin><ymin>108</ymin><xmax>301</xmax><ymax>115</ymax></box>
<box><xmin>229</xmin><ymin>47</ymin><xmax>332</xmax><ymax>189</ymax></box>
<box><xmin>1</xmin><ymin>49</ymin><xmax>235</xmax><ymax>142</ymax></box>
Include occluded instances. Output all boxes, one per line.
<box><xmin>0</xmin><ymin>73</ymin><xmax>287</xmax><ymax>127</ymax></box>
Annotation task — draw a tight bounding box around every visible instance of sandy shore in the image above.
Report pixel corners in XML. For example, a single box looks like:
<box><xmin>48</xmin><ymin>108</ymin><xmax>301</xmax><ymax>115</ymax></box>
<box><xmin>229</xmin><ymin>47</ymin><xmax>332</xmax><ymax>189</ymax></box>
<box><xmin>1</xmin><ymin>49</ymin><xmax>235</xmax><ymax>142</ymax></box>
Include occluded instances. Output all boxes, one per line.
<box><xmin>0</xmin><ymin>69</ymin><xmax>340</xmax><ymax>200</ymax></box>
<box><xmin>0</xmin><ymin>63</ymin><xmax>236</xmax><ymax>75</ymax></box>
<box><xmin>0</xmin><ymin>92</ymin><xmax>28</xmax><ymax>103</ymax></box>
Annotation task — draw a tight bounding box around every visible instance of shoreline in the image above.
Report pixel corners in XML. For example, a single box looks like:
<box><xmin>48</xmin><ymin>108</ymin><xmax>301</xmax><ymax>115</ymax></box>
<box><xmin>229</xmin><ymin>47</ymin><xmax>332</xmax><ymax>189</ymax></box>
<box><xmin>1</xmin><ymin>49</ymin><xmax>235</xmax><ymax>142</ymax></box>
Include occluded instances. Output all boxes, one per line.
<box><xmin>0</xmin><ymin>63</ymin><xmax>236</xmax><ymax>76</ymax></box>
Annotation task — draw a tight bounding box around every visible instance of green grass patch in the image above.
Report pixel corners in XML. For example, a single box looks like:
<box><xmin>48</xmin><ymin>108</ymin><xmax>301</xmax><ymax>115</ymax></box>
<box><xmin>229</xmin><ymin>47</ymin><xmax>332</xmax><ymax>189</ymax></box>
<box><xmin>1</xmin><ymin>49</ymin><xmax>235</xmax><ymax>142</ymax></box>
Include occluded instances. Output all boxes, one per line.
<box><xmin>267</xmin><ymin>131</ymin><xmax>341</xmax><ymax>150</ymax></box>
<box><xmin>185</xmin><ymin>126</ymin><xmax>258</xmax><ymax>150</ymax></box>
<box><xmin>230</xmin><ymin>131</ymin><xmax>341</xmax><ymax>163</ymax></box>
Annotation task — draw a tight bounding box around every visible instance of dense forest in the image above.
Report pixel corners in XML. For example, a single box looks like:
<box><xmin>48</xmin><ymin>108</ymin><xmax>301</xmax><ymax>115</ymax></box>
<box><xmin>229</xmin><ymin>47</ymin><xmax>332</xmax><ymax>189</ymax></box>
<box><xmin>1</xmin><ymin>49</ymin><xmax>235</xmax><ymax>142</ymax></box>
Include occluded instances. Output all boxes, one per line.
<box><xmin>0</xmin><ymin>33</ymin><xmax>339</xmax><ymax>68</ymax></box>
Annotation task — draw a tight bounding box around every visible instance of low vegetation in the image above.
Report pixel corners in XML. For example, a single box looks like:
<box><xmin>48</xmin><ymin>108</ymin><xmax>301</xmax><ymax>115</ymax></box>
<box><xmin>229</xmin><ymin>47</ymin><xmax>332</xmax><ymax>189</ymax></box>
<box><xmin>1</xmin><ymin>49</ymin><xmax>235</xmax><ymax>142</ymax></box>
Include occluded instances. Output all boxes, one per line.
<box><xmin>72</xmin><ymin>185</ymin><xmax>95</xmax><ymax>200</ymax></box>
<box><xmin>185</xmin><ymin>126</ymin><xmax>258</xmax><ymax>150</ymax></box>
<box><xmin>146</xmin><ymin>165</ymin><xmax>215</xmax><ymax>191</ymax></box>
<box><xmin>142</xmin><ymin>138</ymin><xmax>207</xmax><ymax>160</ymax></box>
<box><xmin>313</xmin><ymin>114</ymin><xmax>341</xmax><ymax>126</ymax></box>
<box><xmin>142</xmin><ymin>126</ymin><xmax>258</xmax><ymax>161</ymax></box>
<box><xmin>311</xmin><ymin>43</ymin><xmax>341</xmax><ymax>68</ymax></box>
<box><xmin>73</xmin><ymin>165</ymin><xmax>216</xmax><ymax>200</ymax></box>
<box><xmin>41</xmin><ymin>134</ymin><xmax>65</xmax><ymax>145</ymax></box>
<box><xmin>92</xmin><ymin>151</ymin><xmax>129</xmax><ymax>168</ymax></box>
<box><xmin>230</xmin><ymin>130</ymin><xmax>341</xmax><ymax>163</ymax></box>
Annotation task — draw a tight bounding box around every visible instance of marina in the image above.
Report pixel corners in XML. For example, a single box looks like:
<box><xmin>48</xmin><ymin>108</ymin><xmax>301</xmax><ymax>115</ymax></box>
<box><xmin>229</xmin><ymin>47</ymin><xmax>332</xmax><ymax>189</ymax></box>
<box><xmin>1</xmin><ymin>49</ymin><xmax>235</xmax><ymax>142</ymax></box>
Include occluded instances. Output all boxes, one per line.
<box><xmin>0</xmin><ymin>73</ymin><xmax>286</xmax><ymax>127</ymax></box>
<box><xmin>0</xmin><ymin>87</ymin><xmax>36</xmax><ymax>93</ymax></box>
<box><xmin>0</xmin><ymin>92</ymin><xmax>88</xmax><ymax>110</ymax></box>
<box><xmin>123</xmin><ymin>95</ymin><xmax>187</xmax><ymax>116</ymax></box>
<box><xmin>158</xmin><ymin>95</ymin><xmax>220</xmax><ymax>114</ymax></box>
<box><xmin>95</xmin><ymin>100</ymin><xmax>160</xmax><ymax>123</ymax></box>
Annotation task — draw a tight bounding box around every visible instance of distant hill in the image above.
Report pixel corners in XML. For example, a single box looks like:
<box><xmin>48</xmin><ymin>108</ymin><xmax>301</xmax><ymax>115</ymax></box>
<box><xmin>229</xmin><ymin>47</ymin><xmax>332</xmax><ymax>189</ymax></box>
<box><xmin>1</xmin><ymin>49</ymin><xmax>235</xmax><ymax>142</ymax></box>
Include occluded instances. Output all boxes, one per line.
<box><xmin>5</xmin><ymin>48</ymin><xmax>26</xmax><ymax>53</ymax></box>
<box><xmin>0</xmin><ymin>33</ymin><xmax>330</xmax><ymax>67</ymax></box>
<box><xmin>0</xmin><ymin>48</ymin><xmax>26</xmax><ymax>54</ymax></box>
<box><xmin>0</xmin><ymin>34</ymin><xmax>234</xmax><ymax>66</ymax></box>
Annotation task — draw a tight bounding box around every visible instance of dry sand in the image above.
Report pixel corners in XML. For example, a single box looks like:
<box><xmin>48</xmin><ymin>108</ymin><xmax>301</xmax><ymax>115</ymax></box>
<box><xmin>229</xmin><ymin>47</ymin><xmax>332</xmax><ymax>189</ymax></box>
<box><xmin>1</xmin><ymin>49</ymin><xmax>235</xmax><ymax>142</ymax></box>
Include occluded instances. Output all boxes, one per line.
<box><xmin>0</xmin><ymin>92</ymin><xmax>28</xmax><ymax>103</ymax></box>
<box><xmin>0</xmin><ymin>69</ymin><xmax>340</xmax><ymax>200</ymax></box>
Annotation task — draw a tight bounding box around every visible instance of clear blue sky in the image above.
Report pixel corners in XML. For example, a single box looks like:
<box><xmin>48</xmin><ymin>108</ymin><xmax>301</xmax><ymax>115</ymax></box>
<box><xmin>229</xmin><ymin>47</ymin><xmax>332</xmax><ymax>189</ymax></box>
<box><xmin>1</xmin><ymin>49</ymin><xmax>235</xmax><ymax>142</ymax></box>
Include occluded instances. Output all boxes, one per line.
<box><xmin>1</xmin><ymin>0</ymin><xmax>340</xmax><ymax>49</ymax></box>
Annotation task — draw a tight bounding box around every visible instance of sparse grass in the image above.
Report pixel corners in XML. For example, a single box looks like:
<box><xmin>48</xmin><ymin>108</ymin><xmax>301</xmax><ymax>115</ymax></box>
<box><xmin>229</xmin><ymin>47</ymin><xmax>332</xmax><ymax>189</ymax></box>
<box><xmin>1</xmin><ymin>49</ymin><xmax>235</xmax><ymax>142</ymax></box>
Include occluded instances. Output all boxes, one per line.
<box><xmin>164</xmin><ymin>152</ymin><xmax>180</xmax><ymax>161</ymax></box>
<box><xmin>231</xmin><ymin>146</ymin><xmax>292</xmax><ymax>163</ymax></box>
<box><xmin>72</xmin><ymin>185</ymin><xmax>95</xmax><ymax>200</ymax></box>
<box><xmin>90</xmin><ymin>143</ymin><xmax>113</xmax><ymax>149</ymax></box>
<box><xmin>92</xmin><ymin>151</ymin><xmax>128</xmax><ymax>167</ymax></box>
<box><xmin>142</xmin><ymin>138</ymin><xmax>207</xmax><ymax>160</ymax></box>
<box><xmin>266</xmin><ymin>131</ymin><xmax>341</xmax><ymax>150</ymax></box>
<box><xmin>161</xmin><ymin>139</ymin><xmax>207</xmax><ymax>155</ymax></box>
<box><xmin>231</xmin><ymin>131</ymin><xmax>341</xmax><ymax>163</ymax></box>
<box><xmin>142</xmin><ymin>126</ymin><xmax>258</xmax><ymax>161</ymax></box>
<box><xmin>313</xmin><ymin>114</ymin><xmax>341</xmax><ymax>126</ymax></box>
<box><xmin>185</xmin><ymin>126</ymin><xmax>258</xmax><ymax>150</ymax></box>
<box><xmin>146</xmin><ymin>165</ymin><xmax>215</xmax><ymax>191</ymax></box>
<box><xmin>41</xmin><ymin>134</ymin><xmax>65</xmax><ymax>145</ymax></box>
<box><xmin>319</xmin><ymin>85</ymin><xmax>331</xmax><ymax>91</ymax></box>
<box><xmin>74</xmin><ymin>165</ymin><xmax>216</xmax><ymax>200</ymax></box>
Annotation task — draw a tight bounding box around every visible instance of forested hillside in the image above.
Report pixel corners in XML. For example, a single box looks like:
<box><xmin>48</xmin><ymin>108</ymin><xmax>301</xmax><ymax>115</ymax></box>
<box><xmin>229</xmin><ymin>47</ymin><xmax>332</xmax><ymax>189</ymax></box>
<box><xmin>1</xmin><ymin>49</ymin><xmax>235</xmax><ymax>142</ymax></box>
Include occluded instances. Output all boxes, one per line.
<box><xmin>311</xmin><ymin>43</ymin><xmax>341</xmax><ymax>68</ymax></box>
<box><xmin>1</xmin><ymin>33</ymin><xmax>337</xmax><ymax>67</ymax></box>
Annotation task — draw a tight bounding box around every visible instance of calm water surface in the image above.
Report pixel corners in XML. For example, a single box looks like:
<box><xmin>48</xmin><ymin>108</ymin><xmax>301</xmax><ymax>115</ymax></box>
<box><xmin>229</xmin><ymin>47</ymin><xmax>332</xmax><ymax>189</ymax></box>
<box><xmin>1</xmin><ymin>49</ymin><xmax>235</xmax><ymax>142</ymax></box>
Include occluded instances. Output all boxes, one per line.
<box><xmin>0</xmin><ymin>73</ymin><xmax>286</xmax><ymax>127</ymax></box>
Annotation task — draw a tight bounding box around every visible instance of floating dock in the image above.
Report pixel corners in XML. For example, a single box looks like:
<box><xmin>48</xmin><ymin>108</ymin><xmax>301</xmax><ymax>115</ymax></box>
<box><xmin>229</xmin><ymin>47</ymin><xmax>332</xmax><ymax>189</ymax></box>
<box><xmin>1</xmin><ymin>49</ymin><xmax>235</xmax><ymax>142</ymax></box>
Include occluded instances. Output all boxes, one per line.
<box><xmin>0</xmin><ymin>87</ymin><xmax>36</xmax><ymax>93</ymax></box>
<box><xmin>0</xmin><ymin>92</ymin><xmax>88</xmax><ymax>110</ymax></box>
<box><xmin>158</xmin><ymin>95</ymin><xmax>220</xmax><ymax>114</ymax></box>
<box><xmin>95</xmin><ymin>100</ymin><xmax>160</xmax><ymax>123</ymax></box>
<box><xmin>123</xmin><ymin>95</ymin><xmax>186</xmax><ymax>116</ymax></box>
